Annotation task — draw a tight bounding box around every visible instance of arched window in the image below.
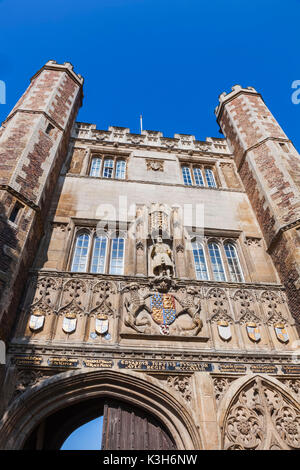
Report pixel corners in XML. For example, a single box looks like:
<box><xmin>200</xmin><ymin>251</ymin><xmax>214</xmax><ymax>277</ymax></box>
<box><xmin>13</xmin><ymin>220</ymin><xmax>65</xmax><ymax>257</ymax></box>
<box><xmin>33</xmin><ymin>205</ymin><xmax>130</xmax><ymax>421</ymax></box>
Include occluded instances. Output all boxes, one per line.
<box><xmin>193</xmin><ymin>168</ymin><xmax>204</xmax><ymax>187</ymax></box>
<box><xmin>109</xmin><ymin>237</ymin><xmax>125</xmax><ymax>274</ymax></box>
<box><xmin>224</xmin><ymin>242</ymin><xmax>244</xmax><ymax>282</ymax></box>
<box><xmin>115</xmin><ymin>160</ymin><xmax>126</xmax><ymax>179</ymax></box>
<box><xmin>208</xmin><ymin>242</ymin><xmax>226</xmax><ymax>281</ymax></box>
<box><xmin>102</xmin><ymin>158</ymin><xmax>114</xmax><ymax>178</ymax></box>
<box><xmin>205</xmin><ymin>168</ymin><xmax>217</xmax><ymax>188</ymax></box>
<box><xmin>89</xmin><ymin>157</ymin><xmax>102</xmax><ymax>177</ymax></box>
<box><xmin>90</xmin><ymin>236</ymin><xmax>107</xmax><ymax>273</ymax></box>
<box><xmin>192</xmin><ymin>240</ymin><xmax>209</xmax><ymax>280</ymax></box>
<box><xmin>71</xmin><ymin>233</ymin><xmax>90</xmax><ymax>272</ymax></box>
<box><xmin>182</xmin><ymin>166</ymin><xmax>192</xmax><ymax>186</ymax></box>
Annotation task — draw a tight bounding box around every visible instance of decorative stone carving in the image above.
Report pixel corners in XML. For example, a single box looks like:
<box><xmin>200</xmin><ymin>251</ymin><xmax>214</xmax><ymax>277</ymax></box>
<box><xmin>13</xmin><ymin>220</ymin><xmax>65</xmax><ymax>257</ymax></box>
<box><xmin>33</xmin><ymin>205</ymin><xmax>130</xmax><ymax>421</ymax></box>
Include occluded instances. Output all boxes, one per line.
<box><xmin>213</xmin><ymin>377</ymin><xmax>236</xmax><ymax>403</ymax></box>
<box><xmin>223</xmin><ymin>377</ymin><xmax>300</xmax><ymax>450</ymax></box>
<box><xmin>261</xmin><ymin>290</ymin><xmax>288</xmax><ymax>325</ymax></box>
<box><xmin>149</xmin><ymin>203</ymin><xmax>171</xmax><ymax>239</ymax></box>
<box><xmin>167</xmin><ymin>375</ymin><xmax>192</xmax><ymax>403</ymax></box>
<box><xmin>123</xmin><ymin>283</ymin><xmax>202</xmax><ymax>336</ymax></box>
<box><xmin>175</xmin><ymin>243</ymin><xmax>184</xmax><ymax>253</ymax></box>
<box><xmin>146</xmin><ymin>159</ymin><xmax>164</xmax><ymax>171</ymax></box>
<box><xmin>136</xmin><ymin>240</ymin><xmax>144</xmax><ymax>253</ymax></box>
<box><xmin>13</xmin><ymin>370</ymin><xmax>45</xmax><ymax>399</ymax></box>
<box><xmin>244</xmin><ymin>237</ymin><xmax>262</xmax><ymax>247</ymax></box>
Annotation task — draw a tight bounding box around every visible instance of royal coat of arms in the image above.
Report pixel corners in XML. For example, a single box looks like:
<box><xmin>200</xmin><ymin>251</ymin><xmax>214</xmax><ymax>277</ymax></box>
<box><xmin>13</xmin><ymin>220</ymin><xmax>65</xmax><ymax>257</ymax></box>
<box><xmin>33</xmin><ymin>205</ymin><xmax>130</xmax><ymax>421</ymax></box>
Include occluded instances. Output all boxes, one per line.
<box><xmin>246</xmin><ymin>322</ymin><xmax>261</xmax><ymax>342</ymax></box>
<box><xmin>274</xmin><ymin>323</ymin><xmax>289</xmax><ymax>343</ymax></box>
<box><xmin>150</xmin><ymin>293</ymin><xmax>176</xmax><ymax>335</ymax></box>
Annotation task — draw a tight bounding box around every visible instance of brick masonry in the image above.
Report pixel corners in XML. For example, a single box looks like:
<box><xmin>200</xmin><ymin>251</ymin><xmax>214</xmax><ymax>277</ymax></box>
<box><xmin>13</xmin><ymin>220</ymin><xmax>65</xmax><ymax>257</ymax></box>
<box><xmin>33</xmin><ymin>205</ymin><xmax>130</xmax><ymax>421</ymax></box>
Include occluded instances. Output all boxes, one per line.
<box><xmin>0</xmin><ymin>62</ymin><xmax>83</xmax><ymax>342</ymax></box>
<box><xmin>216</xmin><ymin>87</ymin><xmax>300</xmax><ymax>323</ymax></box>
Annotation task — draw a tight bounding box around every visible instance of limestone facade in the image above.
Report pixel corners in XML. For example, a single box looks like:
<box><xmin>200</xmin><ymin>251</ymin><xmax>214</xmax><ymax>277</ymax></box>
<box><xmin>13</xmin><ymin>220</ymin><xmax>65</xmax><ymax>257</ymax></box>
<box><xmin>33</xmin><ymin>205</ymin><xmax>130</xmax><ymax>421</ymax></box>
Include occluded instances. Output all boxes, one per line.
<box><xmin>0</xmin><ymin>65</ymin><xmax>299</xmax><ymax>450</ymax></box>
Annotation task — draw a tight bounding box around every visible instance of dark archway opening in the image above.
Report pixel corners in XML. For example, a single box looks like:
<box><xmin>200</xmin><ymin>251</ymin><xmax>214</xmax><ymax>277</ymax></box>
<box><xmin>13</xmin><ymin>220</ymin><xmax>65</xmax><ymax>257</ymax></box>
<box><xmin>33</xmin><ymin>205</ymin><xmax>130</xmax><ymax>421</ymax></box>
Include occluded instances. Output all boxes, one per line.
<box><xmin>23</xmin><ymin>397</ymin><xmax>176</xmax><ymax>450</ymax></box>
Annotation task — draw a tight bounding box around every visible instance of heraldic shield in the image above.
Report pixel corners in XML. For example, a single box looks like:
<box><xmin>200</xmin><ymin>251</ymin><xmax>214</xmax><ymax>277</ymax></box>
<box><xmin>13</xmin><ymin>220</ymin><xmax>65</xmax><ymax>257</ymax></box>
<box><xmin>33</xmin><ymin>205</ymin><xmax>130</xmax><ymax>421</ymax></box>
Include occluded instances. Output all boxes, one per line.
<box><xmin>29</xmin><ymin>311</ymin><xmax>45</xmax><ymax>331</ymax></box>
<box><xmin>150</xmin><ymin>293</ymin><xmax>176</xmax><ymax>335</ymax></box>
<box><xmin>274</xmin><ymin>323</ymin><xmax>289</xmax><ymax>343</ymax></box>
<box><xmin>62</xmin><ymin>313</ymin><xmax>77</xmax><ymax>334</ymax></box>
<box><xmin>246</xmin><ymin>322</ymin><xmax>261</xmax><ymax>342</ymax></box>
<box><xmin>95</xmin><ymin>314</ymin><xmax>109</xmax><ymax>335</ymax></box>
<box><xmin>217</xmin><ymin>320</ymin><xmax>232</xmax><ymax>341</ymax></box>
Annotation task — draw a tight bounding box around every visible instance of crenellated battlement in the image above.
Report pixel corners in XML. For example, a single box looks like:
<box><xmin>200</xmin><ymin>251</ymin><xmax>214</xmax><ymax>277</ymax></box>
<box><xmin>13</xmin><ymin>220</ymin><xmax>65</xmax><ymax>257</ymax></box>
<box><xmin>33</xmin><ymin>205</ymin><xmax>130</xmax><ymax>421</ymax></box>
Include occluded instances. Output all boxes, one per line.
<box><xmin>215</xmin><ymin>84</ymin><xmax>260</xmax><ymax>120</ymax></box>
<box><xmin>72</xmin><ymin>122</ymin><xmax>232</xmax><ymax>154</ymax></box>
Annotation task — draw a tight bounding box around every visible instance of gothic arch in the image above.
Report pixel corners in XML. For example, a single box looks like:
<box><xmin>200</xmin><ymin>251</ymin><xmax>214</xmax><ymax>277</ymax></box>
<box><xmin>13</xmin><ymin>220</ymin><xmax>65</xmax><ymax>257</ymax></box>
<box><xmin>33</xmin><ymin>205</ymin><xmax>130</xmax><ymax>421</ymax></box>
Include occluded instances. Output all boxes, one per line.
<box><xmin>0</xmin><ymin>369</ymin><xmax>201</xmax><ymax>450</ymax></box>
<box><xmin>217</xmin><ymin>374</ymin><xmax>300</xmax><ymax>450</ymax></box>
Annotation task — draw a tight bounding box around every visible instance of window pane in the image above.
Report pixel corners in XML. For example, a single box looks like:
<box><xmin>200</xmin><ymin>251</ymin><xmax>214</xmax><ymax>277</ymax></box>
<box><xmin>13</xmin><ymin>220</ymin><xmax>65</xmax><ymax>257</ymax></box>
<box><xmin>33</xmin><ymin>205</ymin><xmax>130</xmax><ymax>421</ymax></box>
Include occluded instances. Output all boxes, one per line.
<box><xmin>192</xmin><ymin>240</ymin><xmax>209</xmax><ymax>280</ymax></box>
<box><xmin>182</xmin><ymin>166</ymin><xmax>193</xmax><ymax>186</ymax></box>
<box><xmin>193</xmin><ymin>168</ymin><xmax>205</xmax><ymax>187</ymax></box>
<box><xmin>90</xmin><ymin>157</ymin><xmax>101</xmax><ymax>177</ymax></box>
<box><xmin>224</xmin><ymin>243</ymin><xmax>244</xmax><ymax>282</ymax></box>
<box><xmin>115</xmin><ymin>160</ymin><xmax>126</xmax><ymax>179</ymax></box>
<box><xmin>109</xmin><ymin>237</ymin><xmax>125</xmax><ymax>275</ymax></box>
<box><xmin>102</xmin><ymin>158</ymin><xmax>114</xmax><ymax>178</ymax></box>
<box><xmin>71</xmin><ymin>233</ymin><xmax>90</xmax><ymax>272</ymax></box>
<box><xmin>205</xmin><ymin>168</ymin><xmax>217</xmax><ymax>188</ymax></box>
<box><xmin>91</xmin><ymin>236</ymin><xmax>107</xmax><ymax>273</ymax></box>
<box><xmin>208</xmin><ymin>242</ymin><xmax>226</xmax><ymax>281</ymax></box>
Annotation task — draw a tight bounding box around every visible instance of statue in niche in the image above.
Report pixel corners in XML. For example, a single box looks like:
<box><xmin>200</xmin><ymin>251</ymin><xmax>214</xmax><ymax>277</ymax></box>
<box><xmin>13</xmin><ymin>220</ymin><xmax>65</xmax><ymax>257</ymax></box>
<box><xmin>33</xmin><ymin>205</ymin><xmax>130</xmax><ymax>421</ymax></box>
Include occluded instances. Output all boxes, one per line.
<box><xmin>151</xmin><ymin>237</ymin><xmax>174</xmax><ymax>278</ymax></box>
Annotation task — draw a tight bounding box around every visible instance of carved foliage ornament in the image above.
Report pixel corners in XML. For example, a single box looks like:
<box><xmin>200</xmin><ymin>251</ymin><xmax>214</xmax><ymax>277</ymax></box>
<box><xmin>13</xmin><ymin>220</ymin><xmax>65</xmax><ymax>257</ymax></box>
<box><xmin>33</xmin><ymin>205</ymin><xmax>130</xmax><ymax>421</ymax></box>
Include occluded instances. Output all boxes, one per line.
<box><xmin>223</xmin><ymin>377</ymin><xmax>300</xmax><ymax>450</ymax></box>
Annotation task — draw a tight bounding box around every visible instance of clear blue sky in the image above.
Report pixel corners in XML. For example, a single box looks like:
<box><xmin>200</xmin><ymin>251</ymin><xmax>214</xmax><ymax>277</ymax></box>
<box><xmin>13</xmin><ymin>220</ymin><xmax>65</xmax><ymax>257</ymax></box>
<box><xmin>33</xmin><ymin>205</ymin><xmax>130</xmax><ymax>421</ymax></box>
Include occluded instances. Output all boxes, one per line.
<box><xmin>1</xmin><ymin>1</ymin><xmax>299</xmax><ymax>448</ymax></box>
<box><xmin>61</xmin><ymin>417</ymin><xmax>103</xmax><ymax>450</ymax></box>
<box><xmin>1</xmin><ymin>0</ymin><xmax>300</xmax><ymax>149</ymax></box>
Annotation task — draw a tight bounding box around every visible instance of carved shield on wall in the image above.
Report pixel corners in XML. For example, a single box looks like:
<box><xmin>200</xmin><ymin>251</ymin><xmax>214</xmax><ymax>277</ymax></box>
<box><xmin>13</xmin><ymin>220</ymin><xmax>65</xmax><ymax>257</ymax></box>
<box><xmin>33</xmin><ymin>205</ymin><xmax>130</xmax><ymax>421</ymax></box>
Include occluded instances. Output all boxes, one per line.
<box><xmin>29</xmin><ymin>311</ymin><xmax>45</xmax><ymax>331</ymax></box>
<box><xmin>246</xmin><ymin>322</ymin><xmax>261</xmax><ymax>342</ymax></box>
<box><xmin>95</xmin><ymin>314</ymin><xmax>109</xmax><ymax>335</ymax></box>
<box><xmin>274</xmin><ymin>323</ymin><xmax>289</xmax><ymax>343</ymax></box>
<box><xmin>217</xmin><ymin>320</ymin><xmax>231</xmax><ymax>341</ymax></box>
<box><xmin>62</xmin><ymin>313</ymin><xmax>77</xmax><ymax>334</ymax></box>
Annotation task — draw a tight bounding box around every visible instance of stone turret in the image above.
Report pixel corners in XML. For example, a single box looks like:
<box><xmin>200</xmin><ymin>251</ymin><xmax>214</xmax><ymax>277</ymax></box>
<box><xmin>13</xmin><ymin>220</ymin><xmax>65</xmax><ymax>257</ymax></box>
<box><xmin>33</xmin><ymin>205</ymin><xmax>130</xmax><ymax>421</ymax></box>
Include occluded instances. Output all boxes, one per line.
<box><xmin>0</xmin><ymin>61</ymin><xmax>84</xmax><ymax>341</ymax></box>
<box><xmin>216</xmin><ymin>85</ymin><xmax>300</xmax><ymax>324</ymax></box>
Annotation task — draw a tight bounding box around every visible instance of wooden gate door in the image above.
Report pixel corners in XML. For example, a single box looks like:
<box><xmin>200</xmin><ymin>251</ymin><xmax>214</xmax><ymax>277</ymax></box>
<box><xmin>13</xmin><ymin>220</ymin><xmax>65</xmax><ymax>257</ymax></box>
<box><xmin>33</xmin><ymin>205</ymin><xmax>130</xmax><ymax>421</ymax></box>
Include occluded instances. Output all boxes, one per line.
<box><xmin>101</xmin><ymin>400</ymin><xmax>176</xmax><ymax>450</ymax></box>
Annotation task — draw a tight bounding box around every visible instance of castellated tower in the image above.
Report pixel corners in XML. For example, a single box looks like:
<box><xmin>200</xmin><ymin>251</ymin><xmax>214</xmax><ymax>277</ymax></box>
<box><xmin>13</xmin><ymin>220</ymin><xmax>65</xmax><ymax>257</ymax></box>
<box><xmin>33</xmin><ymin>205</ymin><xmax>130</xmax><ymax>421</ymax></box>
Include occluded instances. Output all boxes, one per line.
<box><xmin>216</xmin><ymin>86</ymin><xmax>300</xmax><ymax>324</ymax></box>
<box><xmin>0</xmin><ymin>61</ymin><xmax>83</xmax><ymax>341</ymax></box>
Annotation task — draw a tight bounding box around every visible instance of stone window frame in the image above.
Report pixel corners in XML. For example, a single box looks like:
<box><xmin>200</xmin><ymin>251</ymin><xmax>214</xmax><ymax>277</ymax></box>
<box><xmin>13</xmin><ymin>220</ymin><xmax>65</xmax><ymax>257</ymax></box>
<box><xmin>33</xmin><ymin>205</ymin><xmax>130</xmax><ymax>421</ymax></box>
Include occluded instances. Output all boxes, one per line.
<box><xmin>189</xmin><ymin>234</ymin><xmax>246</xmax><ymax>283</ymax></box>
<box><xmin>68</xmin><ymin>225</ymin><xmax>126</xmax><ymax>275</ymax></box>
<box><xmin>88</xmin><ymin>153</ymin><xmax>128</xmax><ymax>180</ymax></box>
<box><xmin>180</xmin><ymin>161</ymin><xmax>220</xmax><ymax>188</ymax></box>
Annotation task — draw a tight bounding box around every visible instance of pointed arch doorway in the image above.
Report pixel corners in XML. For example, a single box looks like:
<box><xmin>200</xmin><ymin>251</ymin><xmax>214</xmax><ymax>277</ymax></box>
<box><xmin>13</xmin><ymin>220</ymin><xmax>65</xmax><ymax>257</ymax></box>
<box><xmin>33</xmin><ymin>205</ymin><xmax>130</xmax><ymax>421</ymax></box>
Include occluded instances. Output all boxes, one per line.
<box><xmin>23</xmin><ymin>397</ymin><xmax>176</xmax><ymax>450</ymax></box>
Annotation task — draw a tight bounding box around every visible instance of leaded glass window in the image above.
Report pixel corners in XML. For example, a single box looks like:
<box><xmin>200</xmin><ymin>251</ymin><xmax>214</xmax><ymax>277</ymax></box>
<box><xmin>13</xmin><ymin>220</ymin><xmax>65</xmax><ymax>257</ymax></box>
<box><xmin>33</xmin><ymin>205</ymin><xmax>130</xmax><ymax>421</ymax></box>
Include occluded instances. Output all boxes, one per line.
<box><xmin>90</xmin><ymin>236</ymin><xmax>107</xmax><ymax>273</ymax></box>
<box><xmin>115</xmin><ymin>160</ymin><xmax>126</xmax><ymax>179</ymax></box>
<box><xmin>208</xmin><ymin>242</ymin><xmax>226</xmax><ymax>281</ymax></box>
<box><xmin>193</xmin><ymin>168</ymin><xmax>205</xmax><ymax>187</ymax></box>
<box><xmin>102</xmin><ymin>158</ymin><xmax>114</xmax><ymax>178</ymax></box>
<box><xmin>71</xmin><ymin>233</ymin><xmax>90</xmax><ymax>272</ymax></box>
<box><xmin>192</xmin><ymin>240</ymin><xmax>209</xmax><ymax>280</ymax></box>
<box><xmin>90</xmin><ymin>157</ymin><xmax>102</xmax><ymax>177</ymax></box>
<box><xmin>224</xmin><ymin>242</ymin><xmax>244</xmax><ymax>282</ymax></box>
<box><xmin>205</xmin><ymin>168</ymin><xmax>217</xmax><ymax>188</ymax></box>
<box><xmin>109</xmin><ymin>237</ymin><xmax>125</xmax><ymax>275</ymax></box>
<box><xmin>182</xmin><ymin>166</ymin><xmax>193</xmax><ymax>186</ymax></box>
